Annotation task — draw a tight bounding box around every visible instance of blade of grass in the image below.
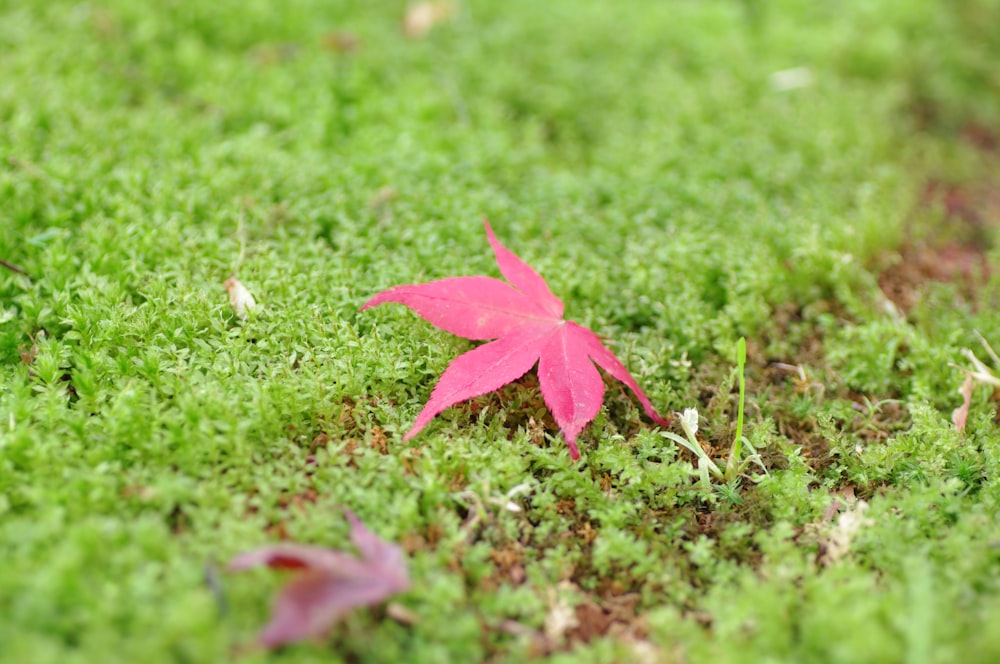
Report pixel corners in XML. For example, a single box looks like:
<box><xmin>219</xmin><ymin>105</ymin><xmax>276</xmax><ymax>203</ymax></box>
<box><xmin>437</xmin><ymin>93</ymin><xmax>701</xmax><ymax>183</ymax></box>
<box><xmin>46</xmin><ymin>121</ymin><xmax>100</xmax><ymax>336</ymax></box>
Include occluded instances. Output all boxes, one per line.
<box><xmin>725</xmin><ymin>338</ymin><xmax>747</xmax><ymax>481</ymax></box>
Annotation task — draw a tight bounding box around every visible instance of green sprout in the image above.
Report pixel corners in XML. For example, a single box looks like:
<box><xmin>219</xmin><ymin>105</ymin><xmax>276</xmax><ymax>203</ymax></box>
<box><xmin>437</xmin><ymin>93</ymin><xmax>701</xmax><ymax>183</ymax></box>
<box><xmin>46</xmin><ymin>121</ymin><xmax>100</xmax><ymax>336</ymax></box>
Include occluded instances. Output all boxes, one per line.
<box><xmin>660</xmin><ymin>338</ymin><xmax>767</xmax><ymax>495</ymax></box>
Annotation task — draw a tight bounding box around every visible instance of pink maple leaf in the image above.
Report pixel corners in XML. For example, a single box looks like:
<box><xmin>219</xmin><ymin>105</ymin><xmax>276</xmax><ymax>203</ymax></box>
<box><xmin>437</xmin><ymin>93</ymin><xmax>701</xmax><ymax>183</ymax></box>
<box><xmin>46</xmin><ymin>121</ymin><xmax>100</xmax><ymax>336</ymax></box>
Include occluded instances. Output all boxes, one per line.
<box><xmin>228</xmin><ymin>510</ymin><xmax>411</xmax><ymax>649</ymax></box>
<box><xmin>361</xmin><ymin>219</ymin><xmax>669</xmax><ymax>459</ymax></box>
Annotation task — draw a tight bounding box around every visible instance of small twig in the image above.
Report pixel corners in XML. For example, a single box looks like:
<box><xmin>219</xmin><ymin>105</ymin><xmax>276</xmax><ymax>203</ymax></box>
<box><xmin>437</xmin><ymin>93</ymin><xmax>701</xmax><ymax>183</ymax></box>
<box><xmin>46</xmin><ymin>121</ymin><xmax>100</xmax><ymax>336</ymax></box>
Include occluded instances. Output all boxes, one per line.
<box><xmin>769</xmin><ymin>361</ymin><xmax>807</xmax><ymax>382</ymax></box>
<box><xmin>975</xmin><ymin>330</ymin><xmax>1000</xmax><ymax>367</ymax></box>
<box><xmin>0</xmin><ymin>259</ymin><xmax>29</xmax><ymax>277</ymax></box>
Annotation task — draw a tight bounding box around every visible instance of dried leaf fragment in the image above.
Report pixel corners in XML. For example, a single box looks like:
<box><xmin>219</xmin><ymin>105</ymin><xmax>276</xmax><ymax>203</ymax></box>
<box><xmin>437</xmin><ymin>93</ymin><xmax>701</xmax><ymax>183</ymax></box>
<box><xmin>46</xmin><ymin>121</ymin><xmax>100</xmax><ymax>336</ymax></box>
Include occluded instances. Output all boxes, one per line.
<box><xmin>404</xmin><ymin>2</ymin><xmax>456</xmax><ymax>39</ymax></box>
<box><xmin>952</xmin><ymin>374</ymin><xmax>975</xmax><ymax>433</ymax></box>
<box><xmin>19</xmin><ymin>342</ymin><xmax>38</xmax><ymax>366</ymax></box>
<box><xmin>951</xmin><ymin>334</ymin><xmax>1000</xmax><ymax>431</ymax></box>
<box><xmin>386</xmin><ymin>601</ymin><xmax>420</xmax><ymax>625</ymax></box>
<box><xmin>543</xmin><ymin>583</ymin><xmax>579</xmax><ymax>643</ymax></box>
<box><xmin>229</xmin><ymin>510</ymin><xmax>411</xmax><ymax>648</ymax></box>
<box><xmin>224</xmin><ymin>276</ymin><xmax>256</xmax><ymax>319</ymax></box>
<box><xmin>818</xmin><ymin>500</ymin><xmax>872</xmax><ymax>565</ymax></box>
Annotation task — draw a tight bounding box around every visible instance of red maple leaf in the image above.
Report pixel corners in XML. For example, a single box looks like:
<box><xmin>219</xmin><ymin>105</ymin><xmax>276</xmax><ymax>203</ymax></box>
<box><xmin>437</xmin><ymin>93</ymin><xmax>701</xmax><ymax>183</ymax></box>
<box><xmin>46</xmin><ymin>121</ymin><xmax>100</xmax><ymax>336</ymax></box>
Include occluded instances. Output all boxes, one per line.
<box><xmin>361</xmin><ymin>220</ymin><xmax>669</xmax><ymax>458</ymax></box>
<box><xmin>228</xmin><ymin>510</ymin><xmax>411</xmax><ymax>648</ymax></box>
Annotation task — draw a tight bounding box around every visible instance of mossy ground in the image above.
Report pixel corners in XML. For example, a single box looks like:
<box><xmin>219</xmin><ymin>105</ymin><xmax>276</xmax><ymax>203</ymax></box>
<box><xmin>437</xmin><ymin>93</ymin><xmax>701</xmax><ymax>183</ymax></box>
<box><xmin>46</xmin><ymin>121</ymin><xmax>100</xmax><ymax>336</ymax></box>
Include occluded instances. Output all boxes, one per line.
<box><xmin>2</xmin><ymin>1</ymin><xmax>1000</xmax><ymax>662</ymax></box>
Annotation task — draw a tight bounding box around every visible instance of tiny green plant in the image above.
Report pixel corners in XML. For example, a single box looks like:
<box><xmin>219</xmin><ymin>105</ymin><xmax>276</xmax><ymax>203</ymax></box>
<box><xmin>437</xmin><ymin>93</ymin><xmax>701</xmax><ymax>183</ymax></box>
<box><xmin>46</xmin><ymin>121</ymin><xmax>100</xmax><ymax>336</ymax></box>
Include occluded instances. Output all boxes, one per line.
<box><xmin>727</xmin><ymin>336</ymin><xmax>749</xmax><ymax>479</ymax></box>
<box><xmin>660</xmin><ymin>338</ymin><xmax>767</xmax><ymax>495</ymax></box>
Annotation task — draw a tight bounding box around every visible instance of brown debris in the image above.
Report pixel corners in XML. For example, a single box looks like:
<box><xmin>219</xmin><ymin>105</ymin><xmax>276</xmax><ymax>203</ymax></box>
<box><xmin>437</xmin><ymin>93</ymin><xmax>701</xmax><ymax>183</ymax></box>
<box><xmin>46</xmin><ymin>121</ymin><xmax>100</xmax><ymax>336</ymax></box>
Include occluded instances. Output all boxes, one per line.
<box><xmin>400</xmin><ymin>445</ymin><xmax>425</xmax><ymax>476</ymax></box>
<box><xmin>19</xmin><ymin>342</ymin><xmax>39</xmax><ymax>366</ymax></box>
<box><xmin>489</xmin><ymin>544</ymin><xmax>526</xmax><ymax>585</ymax></box>
<box><xmin>264</xmin><ymin>521</ymin><xmax>291</xmax><ymax>540</ymax></box>
<box><xmin>1</xmin><ymin>259</ymin><xmax>29</xmax><ymax>276</ymax></box>
<box><xmin>321</xmin><ymin>31</ymin><xmax>361</xmax><ymax>53</ymax></box>
<box><xmin>961</xmin><ymin>123</ymin><xmax>999</xmax><ymax>153</ymax></box>
<box><xmin>275</xmin><ymin>488</ymin><xmax>318</xmax><ymax>512</ymax></box>
<box><xmin>574</xmin><ymin>521</ymin><xmax>598</xmax><ymax>546</ymax></box>
<box><xmin>567</xmin><ymin>594</ymin><xmax>644</xmax><ymax>644</ymax></box>
<box><xmin>310</xmin><ymin>432</ymin><xmax>331</xmax><ymax>451</ymax></box>
<box><xmin>878</xmin><ymin>240</ymin><xmax>990</xmax><ymax>314</ymax></box>
<box><xmin>400</xmin><ymin>522</ymin><xmax>443</xmax><ymax>555</ymax></box>
<box><xmin>879</xmin><ymin>172</ymin><xmax>999</xmax><ymax>315</ymax></box>
<box><xmin>167</xmin><ymin>505</ymin><xmax>190</xmax><ymax>535</ymax></box>
<box><xmin>369</xmin><ymin>426</ymin><xmax>389</xmax><ymax>455</ymax></box>
<box><xmin>120</xmin><ymin>484</ymin><xmax>156</xmax><ymax>501</ymax></box>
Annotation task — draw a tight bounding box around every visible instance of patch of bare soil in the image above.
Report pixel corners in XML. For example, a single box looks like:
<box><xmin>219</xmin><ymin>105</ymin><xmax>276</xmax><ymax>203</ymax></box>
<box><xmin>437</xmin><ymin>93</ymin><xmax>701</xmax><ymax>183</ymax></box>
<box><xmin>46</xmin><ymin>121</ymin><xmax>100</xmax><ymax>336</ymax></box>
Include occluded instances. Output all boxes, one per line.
<box><xmin>720</xmin><ymin>125</ymin><xmax>1000</xmax><ymax>467</ymax></box>
<box><xmin>878</xmin><ymin>125</ymin><xmax>1000</xmax><ymax>315</ymax></box>
<box><xmin>721</xmin><ymin>297</ymin><xmax>910</xmax><ymax>472</ymax></box>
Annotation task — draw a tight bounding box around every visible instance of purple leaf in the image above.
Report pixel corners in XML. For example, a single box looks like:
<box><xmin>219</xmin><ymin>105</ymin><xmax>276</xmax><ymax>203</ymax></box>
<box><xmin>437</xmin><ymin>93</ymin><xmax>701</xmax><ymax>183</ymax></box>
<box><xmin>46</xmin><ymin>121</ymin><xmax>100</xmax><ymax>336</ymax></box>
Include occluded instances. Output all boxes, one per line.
<box><xmin>229</xmin><ymin>510</ymin><xmax>411</xmax><ymax>648</ymax></box>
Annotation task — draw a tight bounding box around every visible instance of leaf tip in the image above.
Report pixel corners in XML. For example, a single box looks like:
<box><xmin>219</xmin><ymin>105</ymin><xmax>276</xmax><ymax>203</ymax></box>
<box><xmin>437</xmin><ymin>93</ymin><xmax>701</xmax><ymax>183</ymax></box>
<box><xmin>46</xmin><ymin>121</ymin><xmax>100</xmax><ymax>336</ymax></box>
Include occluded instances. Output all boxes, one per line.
<box><xmin>359</xmin><ymin>291</ymin><xmax>385</xmax><ymax>312</ymax></box>
<box><xmin>651</xmin><ymin>412</ymin><xmax>672</xmax><ymax>427</ymax></box>
<box><xmin>564</xmin><ymin>435</ymin><xmax>581</xmax><ymax>460</ymax></box>
<box><xmin>483</xmin><ymin>217</ymin><xmax>507</xmax><ymax>257</ymax></box>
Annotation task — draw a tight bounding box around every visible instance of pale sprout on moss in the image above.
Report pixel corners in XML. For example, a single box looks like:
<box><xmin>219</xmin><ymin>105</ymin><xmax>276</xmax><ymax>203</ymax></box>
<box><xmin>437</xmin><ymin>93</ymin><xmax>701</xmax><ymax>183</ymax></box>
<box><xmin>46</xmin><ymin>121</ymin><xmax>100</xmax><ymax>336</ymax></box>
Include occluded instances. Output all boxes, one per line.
<box><xmin>404</xmin><ymin>1</ymin><xmax>456</xmax><ymax>39</ymax></box>
<box><xmin>821</xmin><ymin>500</ymin><xmax>873</xmax><ymax>565</ymax></box>
<box><xmin>679</xmin><ymin>407</ymin><xmax>700</xmax><ymax>438</ymax></box>
<box><xmin>543</xmin><ymin>582</ymin><xmax>580</xmax><ymax>643</ymax></box>
<box><xmin>769</xmin><ymin>67</ymin><xmax>814</xmax><ymax>91</ymax></box>
<box><xmin>224</xmin><ymin>277</ymin><xmax>256</xmax><ymax>319</ymax></box>
<box><xmin>951</xmin><ymin>331</ymin><xmax>1000</xmax><ymax>432</ymax></box>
